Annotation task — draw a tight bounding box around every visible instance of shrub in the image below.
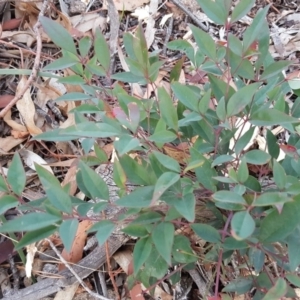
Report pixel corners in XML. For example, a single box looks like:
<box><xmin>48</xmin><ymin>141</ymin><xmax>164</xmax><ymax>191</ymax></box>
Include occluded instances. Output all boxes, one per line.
<box><xmin>1</xmin><ymin>1</ymin><xmax>300</xmax><ymax>298</ymax></box>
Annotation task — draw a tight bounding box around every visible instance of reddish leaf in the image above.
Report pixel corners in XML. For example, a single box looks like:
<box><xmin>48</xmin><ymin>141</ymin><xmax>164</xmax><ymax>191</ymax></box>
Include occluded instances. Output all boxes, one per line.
<box><xmin>0</xmin><ymin>94</ymin><xmax>14</xmax><ymax>108</ymax></box>
<box><xmin>2</xmin><ymin>18</ymin><xmax>22</xmax><ymax>31</ymax></box>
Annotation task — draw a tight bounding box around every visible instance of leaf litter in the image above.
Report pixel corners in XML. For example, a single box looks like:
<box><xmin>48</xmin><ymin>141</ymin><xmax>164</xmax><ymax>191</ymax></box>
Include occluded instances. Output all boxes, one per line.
<box><xmin>0</xmin><ymin>0</ymin><xmax>300</xmax><ymax>299</ymax></box>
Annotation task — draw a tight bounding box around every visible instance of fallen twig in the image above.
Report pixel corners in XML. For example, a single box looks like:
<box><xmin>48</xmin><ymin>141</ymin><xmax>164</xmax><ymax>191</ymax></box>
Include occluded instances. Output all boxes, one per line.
<box><xmin>46</xmin><ymin>239</ymin><xmax>112</xmax><ymax>300</ymax></box>
<box><xmin>0</xmin><ymin>0</ymin><xmax>49</xmax><ymax>119</ymax></box>
<box><xmin>169</xmin><ymin>0</ymin><xmax>208</xmax><ymax>32</ymax></box>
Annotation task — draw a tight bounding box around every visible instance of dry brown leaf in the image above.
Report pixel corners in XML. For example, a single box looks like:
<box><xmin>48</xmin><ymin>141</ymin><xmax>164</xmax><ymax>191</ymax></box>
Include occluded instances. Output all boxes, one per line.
<box><xmin>53</xmin><ymin>282</ymin><xmax>79</xmax><ymax>300</ymax></box>
<box><xmin>19</xmin><ymin>148</ymin><xmax>54</xmax><ymax>174</ymax></box>
<box><xmin>130</xmin><ymin>284</ymin><xmax>145</xmax><ymax>300</ymax></box>
<box><xmin>0</xmin><ymin>31</ymin><xmax>35</xmax><ymax>47</ymax></box>
<box><xmin>103</xmin><ymin>0</ymin><xmax>150</xmax><ymax>12</ymax></box>
<box><xmin>11</xmin><ymin>130</ymin><xmax>30</xmax><ymax>139</ymax></box>
<box><xmin>46</xmin><ymin>159</ymin><xmax>76</xmax><ymax>167</ymax></box>
<box><xmin>70</xmin><ymin>13</ymin><xmax>106</xmax><ymax>36</ymax></box>
<box><xmin>163</xmin><ymin>143</ymin><xmax>190</xmax><ymax>164</ymax></box>
<box><xmin>0</xmin><ymin>136</ymin><xmax>26</xmax><ymax>153</ymax></box>
<box><xmin>36</xmin><ymin>82</ymin><xmax>63</xmax><ymax>109</ymax></box>
<box><xmin>58</xmin><ymin>220</ymin><xmax>93</xmax><ymax>271</ymax></box>
<box><xmin>3</xmin><ymin>109</ymin><xmax>28</xmax><ymax>132</ymax></box>
<box><xmin>61</xmin><ymin>165</ymin><xmax>78</xmax><ymax>196</ymax></box>
<box><xmin>59</xmin><ymin>101</ymin><xmax>76</xmax><ymax>129</ymax></box>
<box><xmin>16</xmin><ymin>77</ymin><xmax>42</xmax><ymax>135</ymax></box>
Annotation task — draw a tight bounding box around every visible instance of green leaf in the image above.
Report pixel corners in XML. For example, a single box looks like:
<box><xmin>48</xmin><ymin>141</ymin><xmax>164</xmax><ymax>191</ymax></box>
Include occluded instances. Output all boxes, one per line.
<box><xmin>195</xmin><ymin>0</ymin><xmax>227</xmax><ymax>25</ymax></box>
<box><xmin>152</xmin><ymin>172</ymin><xmax>180</xmax><ymax>204</ymax></box>
<box><xmin>77</xmin><ymin>161</ymin><xmax>109</xmax><ymax>200</ymax></box>
<box><xmin>119</xmin><ymin>155</ymin><xmax>155</xmax><ymax>185</ymax></box>
<box><xmin>167</xmin><ymin>39</ymin><xmax>193</xmax><ymax>53</ymax></box>
<box><xmin>254</xmin><ymin>192</ymin><xmax>292</xmax><ymax>207</ymax></box>
<box><xmin>273</xmin><ymin>160</ymin><xmax>286</xmax><ymax>190</ymax></box>
<box><xmin>133</xmin><ymin>236</ymin><xmax>152</xmax><ymax>275</ymax></box>
<box><xmin>216</xmin><ymin>97</ymin><xmax>226</xmax><ymax>121</ymax></box>
<box><xmin>113</xmin><ymin>159</ymin><xmax>127</xmax><ymax>189</ymax></box>
<box><xmin>16</xmin><ymin>226</ymin><xmax>57</xmax><ymax>250</ymax></box>
<box><xmin>94</xmin><ymin>29</ymin><xmax>110</xmax><ymax>73</ymax></box>
<box><xmin>211</xmin><ymin>155</ymin><xmax>234</xmax><ymax>167</ymax></box>
<box><xmin>208</xmin><ymin>74</ymin><xmax>235</xmax><ymax>101</ymax></box>
<box><xmin>222</xmin><ymin>277</ymin><xmax>253</xmax><ymax>294</ymax></box>
<box><xmin>243</xmin><ymin>6</ymin><xmax>269</xmax><ymax>52</ymax></box>
<box><xmin>174</xmin><ymin>193</ymin><xmax>195</xmax><ymax>222</ymax></box>
<box><xmin>149</xmin><ymin>60</ymin><xmax>164</xmax><ymax>82</ymax></box>
<box><xmin>198</xmin><ymin>89</ymin><xmax>211</xmax><ymax>114</ymax></box>
<box><xmin>244</xmin><ymin>175</ymin><xmax>261</xmax><ymax>192</ymax></box>
<box><xmin>86</xmin><ymin>57</ymin><xmax>106</xmax><ymax>76</ymax></box>
<box><xmin>243</xmin><ymin>150</ymin><xmax>271</xmax><ymax>165</ymax></box>
<box><xmin>0</xmin><ymin>213</ymin><xmax>61</xmax><ymax>232</ymax></box>
<box><xmin>191</xmin><ymin>223</ymin><xmax>221</xmax><ymax>243</ymax></box>
<box><xmin>235</xmin><ymin>127</ymin><xmax>256</xmax><ymax>155</ymax></box>
<box><xmin>122</xmin><ymin>224</ymin><xmax>149</xmax><ymax>237</ymax></box>
<box><xmin>144</xmin><ymin>247</ymin><xmax>169</xmax><ymax>279</ymax></box>
<box><xmin>170</xmin><ymin>57</ymin><xmax>185</xmax><ymax>82</ymax></box>
<box><xmin>259</xmin><ymin>197</ymin><xmax>300</xmax><ymax>243</ymax></box>
<box><xmin>79</xmin><ymin>36</ymin><xmax>92</xmax><ymax>57</ymax></box>
<box><xmin>190</xmin><ymin>25</ymin><xmax>216</xmax><ymax>59</ymax></box>
<box><xmin>116</xmin><ymin>186</ymin><xmax>154</xmax><ymax>207</ymax></box>
<box><xmin>172</xmin><ymin>235</ymin><xmax>197</xmax><ymax>264</ymax></box>
<box><xmin>111</xmin><ymin>72</ymin><xmax>146</xmax><ymax>83</ymax></box>
<box><xmin>152</xmin><ymin>222</ymin><xmax>174</xmax><ymax>265</ymax></box>
<box><xmin>59</xmin><ymin>219</ymin><xmax>79</xmax><ymax>253</ymax></box>
<box><xmin>171</xmin><ymin>82</ymin><xmax>199</xmax><ymax>111</ymax></box>
<box><xmin>134</xmin><ymin>24</ymin><xmax>149</xmax><ymax>66</ymax></box>
<box><xmin>287</xmin><ymin>227</ymin><xmax>300</xmax><ymax>271</ymax></box>
<box><xmin>184</xmin><ymin>159</ymin><xmax>205</xmax><ymax>173</ymax></box>
<box><xmin>231</xmin><ymin>0</ymin><xmax>256</xmax><ymax>23</ymax></box>
<box><xmin>212</xmin><ymin>191</ymin><xmax>247</xmax><ymax>205</ymax></box>
<box><xmin>223</xmin><ymin>237</ymin><xmax>248</xmax><ymax>250</ymax></box>
<box><xmin>260</xmin><ymin>61</ymin><xmax>291</xmax><ymax>81</ymax></box>
<box><xmin>262</xmin><ymin>278</ymin><xmax>287</xmax><ymax>300</ymax></box>
<box><xmin>286</xmin><ymin>273</ymin><xmax>300</xmax><ymax>287</ymax></box>
<box><xmin>94</xmin><ymin>220</ymin><xmax>115</xmax><ymax>245</ymax></box>
<box><xmin>231</xmin><ymin>211</ymin><xmax>255</xmax><ymax>240</ymax></box>
<box><xmin>237</xmin><ymin>158</ymin><xmax>249</xmax><ymax>183</ymax></box>
<box><xmin>248</xmin><ymin>248</ymin><xmax>264</xmax><ymax>273</ymax></box>
<box><xmin>266</xmin><ymin>129</ymin><xmax>280</xmax><ymax>159</ymax></box>
<box><xmin>61</xmin><ymin>122</ymin><xmax>121</xmax><ymax>138</ymax></box>
<box><xmin>40</xmin><ymin>16</ymin><xmax>77</xmax><ymax>55</ymax></box>
<box><xmin>55</xmin><ymin>93</ymin><xmax>92</xmax><ymax>101</ymax></box>
<box><xmin>158</xmin><ymin>87</ymin><xmax>178</xmax><ymax>131</ymax></box>
<box><xmin>114</xmin><ymin>135</ymin><xmax>140</xmax><ymax>156</ymax></box>
<box><xmin>35</xmin><ymin>164</ymin><xmax>72</xmax><ymax>214</ymax></box>
<box><xmin>57</xmin><ymin>75</ymin><xmax>85</xmax><ymax>85</ymax></box>
<box><xmin>131</xmin><ymin>211</ymin><xmax>163</xmax><ymax>225</ymax></box>
<box><xmin>250</xmin><ymin>108</ymin><xmax>299</xmax><ymax>126</ymax></box>
<box><xmin>0</xmin><ymin>195</ymin><xmax>19</xmax><ymax>215</ymax></box>
<box><xmin>227</xmin><ymin>83</ymin><xmax>260</xmax><ymax>116</ymax></box>
<box><xmin>149</xmin><ymin>130</ymin><xmax>177</xmax><ymax>144</ymax></box>
<box><xmin>0</xmin><ymin>174</ymin><xmax>9</xmax><ymax>192</ymax></box>
<box><xmin>43</xmin><ymin>56</ymin><xmax>79</xmax><ymax>71</ymax></box>
<box><xmin>152</xmin><ymin>151</ymin><xmax>180</xmax><ymax>173</ymax></box>
<box><xmin>7</xmin><ymin>153</ymin><xmax>26</xmax><ymax>196</ymax></box>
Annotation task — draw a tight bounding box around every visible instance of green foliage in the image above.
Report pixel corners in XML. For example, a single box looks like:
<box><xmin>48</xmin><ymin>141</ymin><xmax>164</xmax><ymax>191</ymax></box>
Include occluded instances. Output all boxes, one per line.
<box><xmin>1</xmin><ymin>3</ymin><xmax>300</xmax><ymax>298</ymax></box>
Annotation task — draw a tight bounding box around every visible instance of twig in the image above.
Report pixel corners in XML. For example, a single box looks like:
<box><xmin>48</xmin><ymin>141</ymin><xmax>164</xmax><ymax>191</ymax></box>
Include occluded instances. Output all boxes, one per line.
<box><xmin>103</xmin><ymin>210</ymin><xmax>120</xmax><ymax>300</ymax></box>
<box><xmin>0</xmin><ymin>0</ymin><xmax>49</xmax><ymax>119</ymax></box>
<box><xmin>8</xmin><ymin>254</ymin><xmax>20</xmax><ymax>291</ymax></box>
<box><xmin>46</xmin><ymin>238</ymin><xmax>112</xmax><ymax>300</ymax></box>
<box><xmin>169</xmin><ymin>0</ymin><xmax>208</xmax><ymax>32</ymax></box>
<box><xmin>162</xmin><ymin>16</ymin><xmax>174</xmax><ymax>56</ymax></box>
<box><xmin>106</xmin><ymin>0</ymin><xmax>119</xmax><ymax>85</ymax></box>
